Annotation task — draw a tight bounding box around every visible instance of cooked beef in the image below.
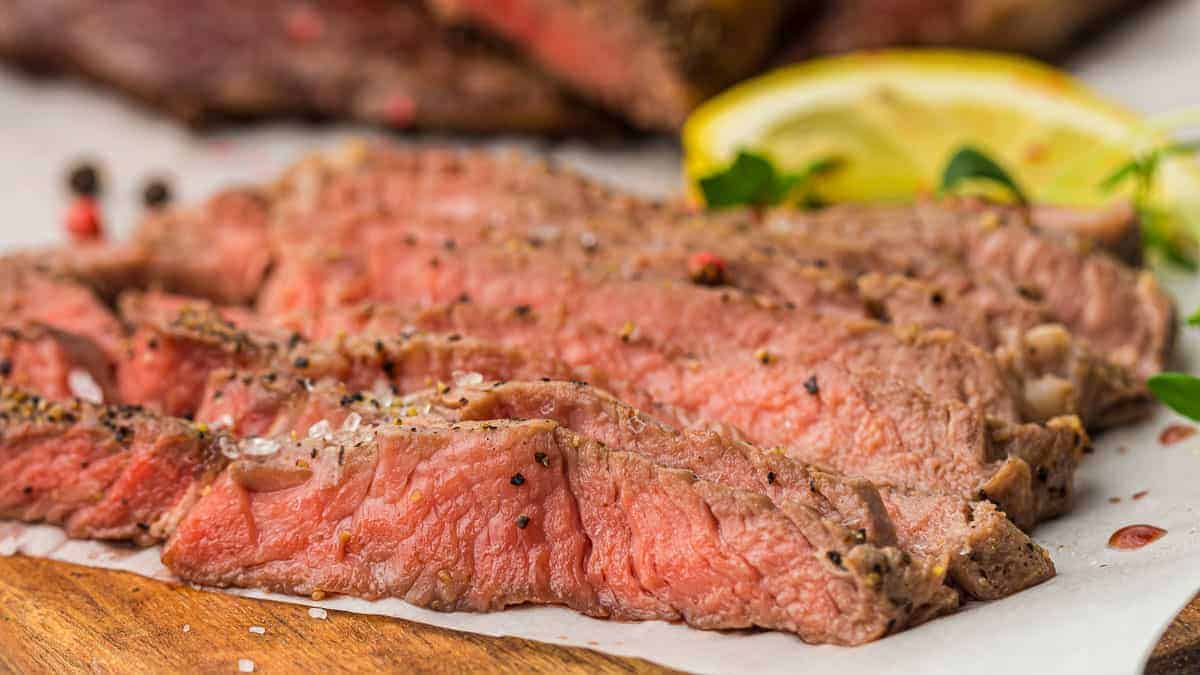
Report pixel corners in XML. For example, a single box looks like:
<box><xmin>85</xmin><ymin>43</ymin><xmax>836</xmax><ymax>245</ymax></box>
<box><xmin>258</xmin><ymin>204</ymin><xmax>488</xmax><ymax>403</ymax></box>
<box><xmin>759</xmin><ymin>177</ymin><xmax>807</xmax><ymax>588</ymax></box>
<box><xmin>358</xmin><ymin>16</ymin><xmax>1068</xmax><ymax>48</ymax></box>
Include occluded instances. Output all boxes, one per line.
<box><xmin>278</xmin><ymin>299</ymin><xmax>1083</xmax><ymax>531</ymax></box>
<box><xmin>1029</xmin><ymin>203</ymin><xmax>1143</xmax><ymax>266</ymax></box>
<box><xmin>193</xmin><ymin>370</ymin><xmax>1053</xmax><ymax>599</ymax></box>
<box><xmin>0</xmin><ymin>387</ymin><xmax>225</xmax><ymax>544</ymax></box>
<box><xmin>121</xmin><ymin>145</ymin><xmax>1164</xmax><ymax>400</ymax></box>
<box><xmin>131</xmin><ymin>189</ymin><xmax>275</xmax><ymax>305</ymax></box>
<box><xmin>0</xmin><ymin>324</ymin><xmax>117</xmax><ymax>403</ymax></box>
<box><xmin>425</xmin><ymin>0</ymin><xmax>789</xmax><ymax>129</ymax></box>
<box><xmin>394</xmin><ymin>377</ymin><xmax>1056</xmax><ymax>599</ymax></box>
<box><xmin>115</xmin><ymin>296</ymin><xmax>645</xmax><ymax>420</ymax></box>
<box><xmin>162</xmin><ymin>417</ymin><xmax>956</xmax><ymax>643</ymax></box>
<box><xmin>0</xmin><ymin>0</ymin><xmax>600</xmax><ymax>132</ymax></box>
<box><xmin>788</xmin><ymin>0</ymin><xmax>1140</xmax><ymax>58</ymax></box>
<box><xmin>764</xmin><ymin>201</ymin><xmax>1175</xmax><ymax>379</ymax></box>
<box><xmin>0</xmin><ymin>263</ymin><xmax>125</xmax><ymax>361</ymax></box>
<box><xmin>151</xmin><ymin>146</ymin><xmax>1135</xmax><ymax>429</ymax></box>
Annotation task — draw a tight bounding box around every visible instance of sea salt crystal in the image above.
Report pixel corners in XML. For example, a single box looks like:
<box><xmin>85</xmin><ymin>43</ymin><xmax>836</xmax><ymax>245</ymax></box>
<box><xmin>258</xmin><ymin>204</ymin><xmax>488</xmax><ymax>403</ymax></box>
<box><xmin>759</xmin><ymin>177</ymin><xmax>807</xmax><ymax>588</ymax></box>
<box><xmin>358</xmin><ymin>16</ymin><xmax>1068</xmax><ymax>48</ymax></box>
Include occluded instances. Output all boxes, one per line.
<box><xmin>341</xmin><ymin>412</ymin><xmax>362</xmax><ymax>433</ymax></box>
<box><xmin>181</xmin><ymin>624</ymin><xmax>190</xmax><ymax>633</ymax></box>
<box><xmin>242</xmin><ymin>437</ymin><xmax>280</xmax><ymax>457</ymax></box>
<box><xmin>238</xmin><ymin>658</ymin><xmax>255</xmax><ymax>673</ymax></box>
<box><xmin>308</xmin><ymin>419</ymin><xmax>333</xmax><ymax>440</ymax></box>
<box><xmin>454</xmin><ymin>371</ymin><xmax>484</xmax><ymax>387</ymax></box>
<box><xmin>249</xmin><ymin>626</ymin><xmax>266</xmax><ymax>635</ymax></box>
<box><xmin>216</xmin><ymin>436</ymin><xmax>240</xmax><ymax>460</ymax></box>
<box><xmin>308</xmin><ymin>607</ymin><xmax>328</xmax><ymax>620</ymax></box>
<box><xmin>213</xmin><ymin>414</ymin><xmax>234</xmax><ymax>429</ymax></box>
<box><xmin>67</xmin><ymin>369</ymin><xmax>103</xmax><ymax>404</ymax></box>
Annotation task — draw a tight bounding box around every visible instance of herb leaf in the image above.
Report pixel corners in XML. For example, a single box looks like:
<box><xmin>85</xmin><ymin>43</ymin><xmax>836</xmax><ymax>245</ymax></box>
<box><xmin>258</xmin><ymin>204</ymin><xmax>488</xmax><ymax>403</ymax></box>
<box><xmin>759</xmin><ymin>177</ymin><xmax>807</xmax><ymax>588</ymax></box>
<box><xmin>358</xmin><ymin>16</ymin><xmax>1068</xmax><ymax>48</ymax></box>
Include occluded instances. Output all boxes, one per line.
<box><xmin>699</xmin><ymin>150</ymin><xmax>840</xmax><ymax>210</ymax></box>
<box><xmin>1148</xmin><ymin>372</ymin><xmax>1200</xmax><ymax>421</ymax></box>
<box><xmin>1189</xmin><ymin>306</ymin><xmax>1200</xmax><ymax>326</ymax></box>
<box><xmin>940</xmin><ymin>146</ymin><xmax>1028</xmax><ymax>205</ymax></box>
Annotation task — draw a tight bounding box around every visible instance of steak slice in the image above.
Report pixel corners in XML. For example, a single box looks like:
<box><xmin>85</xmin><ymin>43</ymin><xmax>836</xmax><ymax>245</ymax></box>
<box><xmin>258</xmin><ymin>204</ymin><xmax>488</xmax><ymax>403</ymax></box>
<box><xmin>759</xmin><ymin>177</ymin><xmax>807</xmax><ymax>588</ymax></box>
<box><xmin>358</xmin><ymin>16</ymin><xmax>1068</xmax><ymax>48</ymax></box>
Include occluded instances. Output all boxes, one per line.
<box><xmin>389</xmin><ymin>377</ymin><xmax>1056</xmax><ymax>600</ymax></box>
<box><xmin>0</xmin><ymin>0</ymin><xmax>601</xmax><ymax>132</ymax></box>
<box><xmin>0</xmin><ymin>263</ymin><xmax>125</xmax><ymax>361</ymax></box>
<box><xmin>0</xmin><ymin>323</ymin><xmax>117</xmax><ymax>403</ymax></box>
<box><xmin>162</xmin><ymin>417</ymin><xmax>957</xmax><ymax>643</ymax></box>
<box><xmin>280</xmin><ymin>300</ymin><xmax>1083</xmax><ymax>531</ymax></box>
<box><xmin>194</xmin><ymin>372</ymin><xmax>903</xmax><ymax>551</ymax></box>
<box><xmin>198</xmin><ymin>370</ymin><xmax>1054</xmax><ymax>599</ymax></box>
<box><xmin>0</xmin><ymin>387</ymin><xmax>225</xmax><ymax>544</ymax></box>
<box><xmin>787</xmin><ymin>0</ymin><xmax>1140</xmax><ymax>58</ymax></box>
<box><xmin>425</xmin><ymin>0</ymin><xmax>788</xmax><ymax>129</ymax></box>
<box><xmin>115</xmin><ymin>296</ymin><xmax>651</xmax><ymax>420</ymax></box>
<box><xmin>764</xmin><ymin>201</ymin><xmax>1175</xmax><ymax>379</ymax></box>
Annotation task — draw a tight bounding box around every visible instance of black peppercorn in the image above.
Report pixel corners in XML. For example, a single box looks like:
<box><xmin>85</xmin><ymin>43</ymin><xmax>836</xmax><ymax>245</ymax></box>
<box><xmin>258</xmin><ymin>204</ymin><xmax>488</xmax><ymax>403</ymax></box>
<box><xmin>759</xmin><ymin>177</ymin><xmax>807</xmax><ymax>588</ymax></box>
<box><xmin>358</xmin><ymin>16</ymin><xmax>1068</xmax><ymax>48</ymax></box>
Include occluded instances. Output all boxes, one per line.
<box><xmin>142</xmin><ymin>178</ymin><xmax>172</xmax><ymax>208</ymax></box>
<box><xmin>516</xmin><ymin>515</ymin><xmax>530</xmax><ymax>529</ymax></box>
<box><xmin>67</xmin><ymin>162</ymin><xmax>100</xmax><ymax>197</ymax></box>
<box><xmin>510</xmin><ymin>473</ymin><xmax>526</xmax><ymax>486</ymax></box>
<box><xmin>804</xmin><ymin>375</ymin><xmax>819</xmax><ymax>395</ymax></box>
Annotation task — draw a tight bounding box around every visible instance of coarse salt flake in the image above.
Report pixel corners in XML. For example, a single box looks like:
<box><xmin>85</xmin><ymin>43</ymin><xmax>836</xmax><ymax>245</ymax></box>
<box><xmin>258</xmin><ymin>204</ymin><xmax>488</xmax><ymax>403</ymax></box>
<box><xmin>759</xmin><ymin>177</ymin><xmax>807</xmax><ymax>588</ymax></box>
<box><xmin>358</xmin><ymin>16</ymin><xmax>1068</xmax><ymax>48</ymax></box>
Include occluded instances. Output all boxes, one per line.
<box><xmin>308</xmin><ymin>607</ymin><xmax>328</xmax><ymax>620</ymax></box>
<box><xmin>308</xmin><ymin>419</ymin><xmax>333</xmax><ymax>440</ymax></box>
<box><xmin>454</xmin><ymin>371</ymin><xmax>484</xmax><ymax>387</ymax></box>
<box><xmin>67</xmin><ymin>369</ymin><xmax>103</xmax><ymax>404</ymax></box>
<box><xmin>238</xmin><ymin>658</ymin><xmax>255</xmax><ymax>673</ymax></box>
<box><xmin>242</xmin><ymin>437</ymin><xmax>280</xmax><ymax>457</ymax></box>
<box><xmin>341</xmin><ymin>412</ymin><xmax>362</xmax><ymax>433</ymax></box>
<box><xmin>249</xmin><ymin>625</ymin><xmax>266</xmax><ymax>635</ymax></box>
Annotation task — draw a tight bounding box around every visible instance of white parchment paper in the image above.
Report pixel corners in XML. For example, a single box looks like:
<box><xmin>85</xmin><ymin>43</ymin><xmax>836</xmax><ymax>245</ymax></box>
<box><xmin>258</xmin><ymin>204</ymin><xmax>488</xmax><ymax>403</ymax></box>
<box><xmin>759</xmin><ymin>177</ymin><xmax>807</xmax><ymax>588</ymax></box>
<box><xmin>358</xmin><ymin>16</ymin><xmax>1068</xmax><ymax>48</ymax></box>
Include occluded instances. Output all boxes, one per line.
<box><xmin>2</xmin><ymin>2</ymin><xmax>1200</xmax><ymax>672</ymax></box>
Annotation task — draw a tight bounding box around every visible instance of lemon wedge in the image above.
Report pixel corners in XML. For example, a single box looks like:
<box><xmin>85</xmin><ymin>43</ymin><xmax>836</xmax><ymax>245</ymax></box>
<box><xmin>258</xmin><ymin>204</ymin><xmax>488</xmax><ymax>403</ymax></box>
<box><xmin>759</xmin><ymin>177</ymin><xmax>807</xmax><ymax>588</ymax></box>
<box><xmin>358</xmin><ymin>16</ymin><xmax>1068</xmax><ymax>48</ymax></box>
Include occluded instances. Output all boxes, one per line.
<box><xmin>683</xmin><ymin>49</ymin><xmax>1200</xmax><ymax>219</ymax></box>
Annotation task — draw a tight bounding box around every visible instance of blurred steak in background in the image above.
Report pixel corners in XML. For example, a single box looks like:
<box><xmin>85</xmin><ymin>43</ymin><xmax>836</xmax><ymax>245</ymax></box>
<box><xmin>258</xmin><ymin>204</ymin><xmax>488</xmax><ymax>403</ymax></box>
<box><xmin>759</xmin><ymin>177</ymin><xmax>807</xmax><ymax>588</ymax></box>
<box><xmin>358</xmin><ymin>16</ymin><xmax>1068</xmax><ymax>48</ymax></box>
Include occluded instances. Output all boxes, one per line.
<box><xmin>0</xmin><ymin>0</ymin><xmax>602</xmax><ymax>132</ymax></box>
<box><xmin>786</xmin><ymin>0</ymin><xmax>1146</xmax><ymax>58</ymax></box>
<box><xmin>425</xmin><ymin>0</ymin><xmax>793</xmax><ymax>129</ymax></box>
<box><xmin>0</xmin><ymin>0</ymin><xmax>1155</xmax><ymax>131</ymax></box>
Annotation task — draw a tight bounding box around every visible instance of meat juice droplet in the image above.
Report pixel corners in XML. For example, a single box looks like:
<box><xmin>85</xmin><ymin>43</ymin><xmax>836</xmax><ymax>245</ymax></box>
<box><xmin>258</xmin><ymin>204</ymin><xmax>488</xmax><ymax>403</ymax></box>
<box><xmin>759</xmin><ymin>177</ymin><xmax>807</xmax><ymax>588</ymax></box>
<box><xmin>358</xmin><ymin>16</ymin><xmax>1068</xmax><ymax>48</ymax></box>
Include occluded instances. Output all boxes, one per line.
<box><xmin>1108</xmin><ymin>524</ymin><xmax>1167</xmax><ymax>550</ymax></box>
<box><xmin>1159</xmin><ymin>424</ymin><xmax>1197</xmax><ymax>445</ymax></box>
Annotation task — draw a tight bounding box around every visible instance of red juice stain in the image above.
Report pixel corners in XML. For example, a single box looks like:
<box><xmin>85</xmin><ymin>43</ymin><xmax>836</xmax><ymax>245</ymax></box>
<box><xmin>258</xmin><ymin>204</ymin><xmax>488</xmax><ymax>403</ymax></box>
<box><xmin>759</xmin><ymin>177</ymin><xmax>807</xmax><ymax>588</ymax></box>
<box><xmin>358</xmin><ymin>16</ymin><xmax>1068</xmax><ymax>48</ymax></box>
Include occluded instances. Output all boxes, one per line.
<box><xmin>1132</xmin><ymin>490</ymin><xmax>1149</xmax><ymax>500</ymax></box>
<box><xmin>1159</xmin><ymin>424</ymin><xmax>1197</xmax><ymax>445</ymax></box>
<box><xmin>1108</xmin><ymin>524</ymin><xmax>1167</xmax><ymax>550</ymax></box>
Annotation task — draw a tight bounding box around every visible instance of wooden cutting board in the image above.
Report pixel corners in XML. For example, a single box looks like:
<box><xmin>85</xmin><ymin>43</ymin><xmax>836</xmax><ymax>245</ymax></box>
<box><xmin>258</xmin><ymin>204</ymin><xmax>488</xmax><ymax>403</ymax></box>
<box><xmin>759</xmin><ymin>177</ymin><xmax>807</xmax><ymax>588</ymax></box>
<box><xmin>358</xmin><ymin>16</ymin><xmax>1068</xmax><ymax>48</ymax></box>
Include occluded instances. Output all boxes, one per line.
<box><xmin>0</xmin><ymin>554</ymin><xmax>1193</xmax><ymax>674</ymax></box>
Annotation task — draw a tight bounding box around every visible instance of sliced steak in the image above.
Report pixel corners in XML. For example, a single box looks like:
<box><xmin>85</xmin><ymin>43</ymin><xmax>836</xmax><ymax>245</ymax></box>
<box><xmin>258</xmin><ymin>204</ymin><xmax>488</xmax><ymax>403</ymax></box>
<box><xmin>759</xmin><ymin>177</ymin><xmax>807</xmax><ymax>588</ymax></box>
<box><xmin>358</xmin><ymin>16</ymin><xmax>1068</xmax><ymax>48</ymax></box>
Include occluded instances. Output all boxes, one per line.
<box><xmin>764</xmin><ymin>201</ymin><xmax>1175</xmax><ymax>379</ymax></box>
<box><xmin>0</xmin><ymin>324</ymin><xmax>117</xmax><ymax>403</ymax></box>
<box><xmin>194</xmin><ymin>372</ymin><xmax>903</xmax><ymax>550</ymax></box>
<box><xmin>398</xmin><ymin>377</ymin><xmax>1056</xmax><ymax>600</ymax></box>
<box><xmin>248</xmin><ymin>146</ymin><xmax>1148</xmax><ymax>428</ymax></box>
<box><xmin>0</xmin><ymin>264</ymin><xmax>125</xmax><ymax>361</ymax></box>
<box><xmin>162</xmin><ymin>417</ymin><xmax>956</xmax><ymax>643</ymax></box>
<box><xmin>425</xmin><ymin>0</ymin><xmax>788</xmax><ymax>129</ymax></box>
<box><xmin>115</xmin><ymin>297</ymin><xmax>644</xmax><ymax>420</ymax></box>
<box><xmin>277</xmin><ymin>299</ymin><xmax>1083</xmax><ymax>531</ymax></box>
<box><xmin>131</xmin><ymin>189</ymin><xmax>275</xmax><ymax>305</ymax></box>
<box><xmin>123</xmin><ymin>145</ymin><xmax>1164</xmax><ymax>403</ymax></box>
<box><xmin>0</xmin><ymin>0</ymin><xmax>601</xmax><ymax>132</ymax></box>
<box><xmin>0</xmin><ymin>387</ymin><xmax>225</xmax><ymax>544</ymax></box>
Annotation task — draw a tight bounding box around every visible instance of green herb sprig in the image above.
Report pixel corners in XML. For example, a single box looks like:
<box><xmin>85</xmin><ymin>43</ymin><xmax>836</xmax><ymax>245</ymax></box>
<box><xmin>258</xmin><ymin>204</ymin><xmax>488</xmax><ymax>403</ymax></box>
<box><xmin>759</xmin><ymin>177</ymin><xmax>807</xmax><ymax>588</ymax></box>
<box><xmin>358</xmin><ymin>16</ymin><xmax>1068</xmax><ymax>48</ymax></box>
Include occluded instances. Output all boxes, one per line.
<box><xmin>698</xmin><ymin>150</ymin><xmax>840</xmax><ymax>210</ymax></box>
<box><xmin>1100</xmin><ymin>137</ymin><xmax>1200</xmax><ymax>270</ymax></box>
<box><xmin>940</xmin><ymin>146</ymin><xmax>1028</xmax><ymax>205</ymax></box>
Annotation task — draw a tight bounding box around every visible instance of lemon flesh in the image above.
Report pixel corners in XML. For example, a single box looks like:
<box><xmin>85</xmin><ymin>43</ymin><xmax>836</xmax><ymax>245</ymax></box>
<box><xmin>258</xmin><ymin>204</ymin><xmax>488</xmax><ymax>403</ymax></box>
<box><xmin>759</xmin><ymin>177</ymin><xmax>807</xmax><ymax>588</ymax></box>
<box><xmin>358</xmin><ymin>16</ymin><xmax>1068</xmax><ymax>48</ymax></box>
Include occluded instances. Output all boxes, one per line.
<box><xmin>684</xmin><ymin>49</ymin><xmax>1199</xmax><ymax>214</ymax></box>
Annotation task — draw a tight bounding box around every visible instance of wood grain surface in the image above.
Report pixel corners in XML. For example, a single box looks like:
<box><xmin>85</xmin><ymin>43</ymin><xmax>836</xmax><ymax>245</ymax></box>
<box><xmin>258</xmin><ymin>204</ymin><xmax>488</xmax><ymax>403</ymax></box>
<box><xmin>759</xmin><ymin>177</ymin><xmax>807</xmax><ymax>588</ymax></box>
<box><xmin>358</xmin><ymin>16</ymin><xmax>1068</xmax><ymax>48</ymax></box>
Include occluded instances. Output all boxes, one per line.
<box><xmin>0</xmin><ymin>554</ymin><xmax>1194</xmax><ymax>674</ymax></box>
